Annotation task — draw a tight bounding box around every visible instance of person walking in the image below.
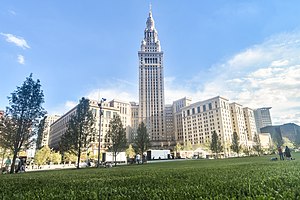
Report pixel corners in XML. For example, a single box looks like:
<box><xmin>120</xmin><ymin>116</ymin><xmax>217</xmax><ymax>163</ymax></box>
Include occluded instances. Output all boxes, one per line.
<box><xmin>15</xmin><ymin>157</ymin><xmax>20</xmax><ymax>173</ymax></box>
<box><xmin>4</xmin><ymin>157</ymin><xmax>11</xmax><ymax>173</ymax></box>
<box><xmin>136</xmin><ymin>153</ymin><xmax>141</xmax><ymax>164</ymax></box>
<box><xmin>278</xmin><ymin>146</ymin><xmax>284</xmax><ymax>160</ymax></box>
<box><xmin>285</xmin><ymin>146</ymin><xmax>291</xmax><ymax>160</ymax></box>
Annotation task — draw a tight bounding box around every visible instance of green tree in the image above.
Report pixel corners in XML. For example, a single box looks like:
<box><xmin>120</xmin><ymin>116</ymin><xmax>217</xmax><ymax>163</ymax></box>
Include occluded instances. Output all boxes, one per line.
<box><xmin>106</xmin><ymin>115</ymin><xmax>127</xmax><ymax>166</ymax></box>
<box><xmin>133</xmin><ymin>122</ymin><xmax>150</xmax><ymax>163</ymax></box>
<box><xmin>63</xmin><ymin>152</ymin><xmax>77</xmax><ymax>164</ymax></box>
<box><xmin>230</xmin><ymin>132</ymin><xmax>242</xmax><ymax>157</ymax></box>
<box><xmin>125</xmin><ymin>144</ymin><xmax>135</xmax><ymax>159</ymax></box>
<box><xmin>50</xmin><ymin>151</ymin><xmax>62</xmax><ymax>164</ymax></box>
<box><xmin>253</xmin><ymin>134</ymin><xmax>262</xmax><ymax>156</ymax></box>
<box><xmin>34</xmin><ymin>145</ymin><xmax>51</xmax><ymax>166</ymax></box>
<box><xmin>184</xmin><ymin>141</ymin><xmax>193</xmax><ymax>151</ymax></box>
<box><xmin>60</xmin><ymin>97</ymin><xmax>96</xmax><ymax>169</ymax></box>
<box><xmin>174</xmin><ymin>142</ymin><xmax>183</xmax><ymax>158</ymax></box>
<box><xmin>36</xmin><ymin>116</ymin><xmax>47</xmax><ymax>150</ymax></box>
<box><xmin>210</xmin><ymin>131</ymin><xmax>223</xmax><ymax>158</ymax></box>
<box><xmin>0</xmin><ymin>74</ymin><xmax>46</xmax><ymax>173</ymax></box>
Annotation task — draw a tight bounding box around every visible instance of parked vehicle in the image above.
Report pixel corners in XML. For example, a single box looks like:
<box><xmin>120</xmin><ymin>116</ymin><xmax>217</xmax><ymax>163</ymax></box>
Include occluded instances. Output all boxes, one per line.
<box><xmin>147</xmin><ymin>150</ymin><xmax>170</xmax><ymax>160</ymax></box>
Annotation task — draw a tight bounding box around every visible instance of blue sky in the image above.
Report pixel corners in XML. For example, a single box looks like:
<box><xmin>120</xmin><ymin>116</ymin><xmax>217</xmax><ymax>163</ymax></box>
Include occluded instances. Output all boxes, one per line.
<box><xmin>1</xmin><ymin>1</ymin><xmax>300</xmax><ymax>125</ymax></box>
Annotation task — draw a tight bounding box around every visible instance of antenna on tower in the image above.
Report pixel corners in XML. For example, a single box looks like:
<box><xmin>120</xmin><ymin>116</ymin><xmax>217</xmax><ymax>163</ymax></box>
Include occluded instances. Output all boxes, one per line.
<box><xmin>149</xmin><ymin>2</ymin><xmax>152</xmax><ymax>14</ymax></box>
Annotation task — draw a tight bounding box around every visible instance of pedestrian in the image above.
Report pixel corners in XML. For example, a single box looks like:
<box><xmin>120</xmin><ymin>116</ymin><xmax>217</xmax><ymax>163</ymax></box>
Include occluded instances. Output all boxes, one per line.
<box><xmin>136</xmin><ymin>153</ymin><xmax>141</xmax><ymax>164</ymax></box>
<box><xmin>285</xmin><ymin>146</ymin><xmax>291</xmax><ymax>160</ymax></box>
<box><xmin>4</xmin><ymin>157</ymin><xmax>11</xmax><ymax>173</ymax></box>
<box><xmin>278</xmin><ymin>146</ymin><xmax>284</xmax><ymax>160</ymax></box>
<box><xmin>15</xmin><ymin>157</ymin><xmax>20</xmax><ymax>173</ymax></box>
<box><xmin>20</xmin><ymin>158</ymin><xmax>26</xmax><ymax>172</ymax></box>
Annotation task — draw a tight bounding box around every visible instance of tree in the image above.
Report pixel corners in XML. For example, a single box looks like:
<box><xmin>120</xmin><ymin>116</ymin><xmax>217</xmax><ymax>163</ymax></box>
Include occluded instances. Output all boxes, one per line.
<box><xmin>60</xmin><ymin>97</ymin><xmax>96</xmax><ymax>169</ymax></box>
<box><xmin>34</xmin><ymin>145</ymin><xmax>51</xmax><ymax>166</ymax></box>
<box><xmin>210</xmin><ymin>131</ymin><xmax>223</xmax><ymax>158</ymax></box>
<box><xmin>184</xmin><ymin>141</ymin><xmax>193</xmax><ymax>151</ymax></box>
<box><xmin>125</xmin><ymin>144</ymin><xmax>135</xmax><ymax>159</ymax></box>
<box><xmin>36</xmin><ymin>116</ymin><xmax>47</xmax><ymax>150</ymax></box>
<box><xmin>133</xmin><ymin>122</ymin><xmax>150</xmax><ymax>163</ymax></box>
<box><xmin>0</xmin><ymin>74</ymin><xmax>46</xmax><ymax>173</ymax></box>
<box><xmin>174</xmin><ymin>142</ymin><xmax>183</xmax><ymax>158</ymax></box>
<box><xmin>63</xmin><ymin>152</ymin><xmax>77</xmax><ymax>164</ymax></box>
<box><xmin>50</xmin><ymin>151</ymin><xmax>62</xmax><ymax>164</ymax></box>
<box><xmin>230</xmin><ymin>132</ymin><xmax>241</xmax><ymax>157</ymax></box>
<box><xmin>253</xmin><ymin>134</ymin><xmax>262</xmax><ymax>156</ymax></box>
<box><xmin>106</xmin><ymin>115</ymin><xmax>127</xmax><ymax>166</ymax></box>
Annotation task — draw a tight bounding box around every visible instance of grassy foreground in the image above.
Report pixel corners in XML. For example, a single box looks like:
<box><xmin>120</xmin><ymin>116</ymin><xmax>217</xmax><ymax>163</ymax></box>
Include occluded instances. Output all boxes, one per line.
<box><xmin>1</xmin><ymin>154</ymin><xmax>300</xmax><ymax>199</ymax></box>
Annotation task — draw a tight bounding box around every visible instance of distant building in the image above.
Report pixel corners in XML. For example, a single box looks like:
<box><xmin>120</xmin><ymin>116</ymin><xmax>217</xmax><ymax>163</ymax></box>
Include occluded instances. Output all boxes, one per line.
<box><xmin>254</xmin><ymin>107</ymin><xmax>272</xmax><ymax>133</ymax></box>
<box><xmin>164</xmin><ymin>104</ymin><xmax>174</xmax><ymax>144</ymax></box>
<box><xmin>138</xmin><ymin>7</ymin><xmax>165</xmax><ymax>145</ymax></box>
<box><xmin>261</xmin><ymin>123</ymin><xmax>300</xmax><ymax>144</ymax></box>
<box><xmin>172</xmin><ymin>97</ymin><xmax>192</xmax><ymax>143</ymax></box>
<box><xmin>37</xmin><ymin>115</ymin><xmax>60</xmax><ymax>149</ymax></box>
<box><xmin>181</xmin><ymin>96</ymin><xmax>234</xmax><ymax>156</ymax></box>
<box><xmin>129</xmin><ymin>102</ymin><xmax>139</xmax><ymax>143</ymax></box>
<box><xmin>49</xmin><ymin>99</ymin><xmax>132</xmax><ymax>152</ymax></box>
<box><xmin>243</xmin><ymin>107</ymin><xmax>257</xmax><ymax>147</ymax></box>
<box><xmin>259</xmin><ymin>133</ymin><xmax>273</xmax><ymax>150</ymax></box>
<box><xmin>230</xmin><ymin>103</ymin><xmax>248</xmax><ymax>147</ymax></box>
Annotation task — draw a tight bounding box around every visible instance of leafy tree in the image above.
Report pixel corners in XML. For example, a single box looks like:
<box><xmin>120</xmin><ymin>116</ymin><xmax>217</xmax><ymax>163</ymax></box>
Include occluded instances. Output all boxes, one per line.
<box><xmin>230</xmin><ymin>132</ymin><xmax>242</xmax><ymax>157</ymax></box>
<box><xmin>106</xmin><ymin>115</ymin><xmax>127</xmax><ymax>166</ymax></box>
<box><xmin>210</xmin><ymin>131</ymin><xmax>223</xmax><ymax>158</ymax></box>
<box><xmin>253</xmin><ymin>134</ymin><xmax>262</xmax><ymax>156</ymax></box>
<box><xmin>126</xmin><ymin>144</ymin><xmax>136</xmax><ymax>159</ymax></box>
<box><xmin>63</xmin><ymin>152</ymin><xmax>77</xmax><ymax>164</ymax></box>
<box><xmin>50</xmin><ymin>151</ymin><xmax>62</xmax><ymax>164</ymax></box>
<box><xmin>174</xmin><ymin>142</ymin><xmax>183</xmax><ymax>158</ymax></box>
<box><xmin>36</xmin><ymin>116</ymin><xmax>47</xmax><ymax>150</ymax></box>
<box><xmin>60</xmin><ymin>97</ymin><xmax>96</xmax><ymax>169</ymax></box>
<box><xmin>133</xmin><ymin>122</ymin><xmax>150</xmax><ymax>163</ymax></box>
<box><xmin>184</xmin><ymin>141</ymin><xmax>193</xmax><ymax>151</ymax></box>
<box><xmin>0</xmin><ymin>74</ymin><xmax>45</xmax><ymax>173</ymax></box>
<box><xmin>34</xmin><ymin>145</ymin><xmax>51</xmax><ymax>166</ymax></box>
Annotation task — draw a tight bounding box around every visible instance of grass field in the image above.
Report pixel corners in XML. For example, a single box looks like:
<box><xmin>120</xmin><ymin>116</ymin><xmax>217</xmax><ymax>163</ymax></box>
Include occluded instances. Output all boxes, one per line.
<box><xmin>1</xmin><ymin>154</ymin><xmax>300</xmax><ymax>199</ymax></box>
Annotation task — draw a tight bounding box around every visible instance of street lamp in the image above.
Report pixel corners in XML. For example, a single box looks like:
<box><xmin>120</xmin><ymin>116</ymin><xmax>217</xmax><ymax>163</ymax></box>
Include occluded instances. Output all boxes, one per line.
<box><xmin>97</xmin><ymin>97</ymin><xmax>106</xmax><ymax>168</ymax></box>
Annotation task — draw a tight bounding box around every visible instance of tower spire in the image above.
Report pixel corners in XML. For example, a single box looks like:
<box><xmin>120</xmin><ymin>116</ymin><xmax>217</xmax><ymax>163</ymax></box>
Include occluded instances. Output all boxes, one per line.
<box><xmin>149</xmin><ymin>3</ymin><xmax>152</xmax><ymax>16</ymax></box>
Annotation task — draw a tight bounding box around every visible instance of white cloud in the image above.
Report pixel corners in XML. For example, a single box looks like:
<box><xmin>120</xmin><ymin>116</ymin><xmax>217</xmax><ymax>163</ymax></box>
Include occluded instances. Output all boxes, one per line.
<box><xmin>164</xmin><ymin>31</ymin><xmax>300</xmax><ymax>125</ymax></box>
<box><xmin>17</xmin><ymin>55</ymin><xmax>25</xmax><ymax>64</ymax></box>
<box><xmin>1</xmin><ymin>33</ymin><xmax>30</xmax><ymax>49</ymax></box>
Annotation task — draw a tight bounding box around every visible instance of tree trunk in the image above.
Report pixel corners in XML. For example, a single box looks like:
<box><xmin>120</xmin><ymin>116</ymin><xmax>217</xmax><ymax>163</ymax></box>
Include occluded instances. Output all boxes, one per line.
<box><xmin>114</xmin><ymin>152</ymin><xmax>117</xmax><ymax>167</ymax></box>
<box><xmin>77</xmin><ymin>147</ymin><xmax>81</xmax><ymax>169</ymax></box>
<box><xmin>10</xmin><ymin>150</ymin><xmax>18</xmax><ymax>174</ymax></box>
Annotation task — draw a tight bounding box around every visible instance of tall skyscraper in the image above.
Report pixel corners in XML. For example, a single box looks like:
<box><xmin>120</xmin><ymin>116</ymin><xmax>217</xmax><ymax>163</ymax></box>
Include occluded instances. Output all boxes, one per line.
<box><xmin>254</xmin><ymin>107</ymin><xmax>272</xmax><ymax>133</ymax></box>
<box><xmin>138</xmin><ymin>7</ymin><xmax>165</xmax><ymax>143</ymax></box>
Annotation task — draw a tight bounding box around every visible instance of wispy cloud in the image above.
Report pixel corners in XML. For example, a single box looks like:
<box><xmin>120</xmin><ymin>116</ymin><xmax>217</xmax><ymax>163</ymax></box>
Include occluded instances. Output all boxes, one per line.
<box><xmin>166</xmin><ymin>31</ymin><xmax>300</xmax><ymax>125</ymax></box>
<box><xmin>17</xmin><ymin>55</ymin><xmax>25</xmax><ymax>64</ymax></box>
<box><xmin>1</xmin><ymin>33</ymin><xmax>30</xmax><ymax>49</ymax></box>
<box><xmin>9</xmin><ymin>10</ymin><xmax>16</xmax><ymax>15</ymax></box>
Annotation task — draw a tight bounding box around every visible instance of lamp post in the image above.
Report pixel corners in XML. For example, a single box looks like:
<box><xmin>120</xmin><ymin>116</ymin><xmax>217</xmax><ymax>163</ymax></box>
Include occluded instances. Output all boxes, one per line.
<box><xmin>97</xmin><ymin>98</ymin><xmax>106</xmax><ymax>168</ymax></box>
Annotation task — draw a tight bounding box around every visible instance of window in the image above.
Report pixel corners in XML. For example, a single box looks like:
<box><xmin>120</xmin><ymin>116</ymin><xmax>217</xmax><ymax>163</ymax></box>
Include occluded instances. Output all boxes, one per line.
<box><xmin>203</xmin><ymin>105</ymin><xmax>206</xmax><ymax>112</ymax></box>
<box><xmin>197</xmin><ymin>106</ymin><xmax>200</xmax><ymax>113</ymax></box>
<box><xmin>209</xmin><ymin>103</ymin><xmax>212</xmax><ymax>110</ymax></box>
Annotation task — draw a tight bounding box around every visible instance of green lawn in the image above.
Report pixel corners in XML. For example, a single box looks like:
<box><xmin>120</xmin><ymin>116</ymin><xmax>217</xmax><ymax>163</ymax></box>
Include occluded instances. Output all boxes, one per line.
<box><xmin>1</xmin><ymin>154</ymin><xmax>300</xmax><ymax>199</ymax></box>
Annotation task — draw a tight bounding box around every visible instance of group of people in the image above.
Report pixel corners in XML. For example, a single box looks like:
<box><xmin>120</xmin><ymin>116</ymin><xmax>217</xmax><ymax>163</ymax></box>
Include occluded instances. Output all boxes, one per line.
<box><xmin>278</xmin><ymin>146</ymin><xmax>292</xmax><ymax>160</ymax></box>
<box><xmin>2</xmin><ymin>156</ymin><xmax>26</xmax><ymax>174</ymax></box>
